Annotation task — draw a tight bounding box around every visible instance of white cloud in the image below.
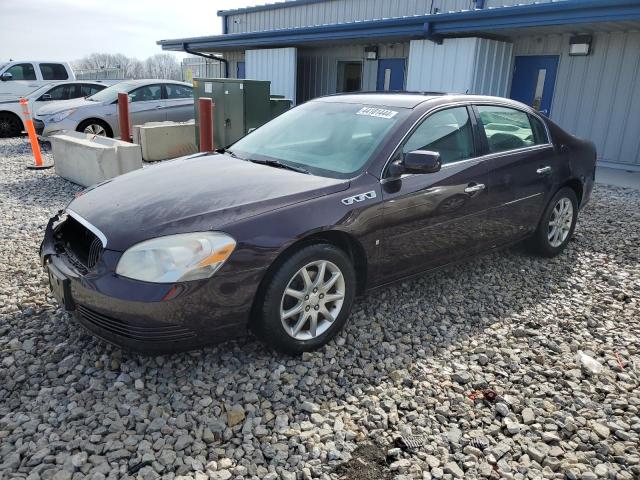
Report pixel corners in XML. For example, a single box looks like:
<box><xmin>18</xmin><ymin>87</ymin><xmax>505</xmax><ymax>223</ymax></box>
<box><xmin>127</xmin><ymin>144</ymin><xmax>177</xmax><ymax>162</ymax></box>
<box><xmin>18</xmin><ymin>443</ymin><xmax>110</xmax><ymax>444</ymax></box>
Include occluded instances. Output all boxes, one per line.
<box><xmin>0</xmin><ymin>0</ymin><xmax>259</xmax><ymax>62</ymax></box>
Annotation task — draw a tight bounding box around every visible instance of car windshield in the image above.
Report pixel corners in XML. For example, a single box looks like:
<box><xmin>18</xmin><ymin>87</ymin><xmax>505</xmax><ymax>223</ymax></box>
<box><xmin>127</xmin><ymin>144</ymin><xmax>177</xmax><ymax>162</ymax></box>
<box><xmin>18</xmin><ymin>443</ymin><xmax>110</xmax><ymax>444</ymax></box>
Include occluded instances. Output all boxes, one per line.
<box><xmin>86</xmin><ymin>81</ymin><xmax>138</xmax><ymax>103</ymax></box>
<box><xmin>231</xmin><ymin>101</ymin><xmax>410</xmax><ymax>178</ymax></box>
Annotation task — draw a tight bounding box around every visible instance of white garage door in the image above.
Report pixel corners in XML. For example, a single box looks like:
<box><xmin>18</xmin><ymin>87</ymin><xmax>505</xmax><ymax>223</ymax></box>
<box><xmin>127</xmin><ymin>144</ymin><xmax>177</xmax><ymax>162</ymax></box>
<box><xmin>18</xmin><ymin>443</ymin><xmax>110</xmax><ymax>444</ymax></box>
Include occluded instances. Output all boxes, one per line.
<box><xmin>245</xmin><ymin>47</ymin><xmax>297</xmax><ymax>104</ymax></box>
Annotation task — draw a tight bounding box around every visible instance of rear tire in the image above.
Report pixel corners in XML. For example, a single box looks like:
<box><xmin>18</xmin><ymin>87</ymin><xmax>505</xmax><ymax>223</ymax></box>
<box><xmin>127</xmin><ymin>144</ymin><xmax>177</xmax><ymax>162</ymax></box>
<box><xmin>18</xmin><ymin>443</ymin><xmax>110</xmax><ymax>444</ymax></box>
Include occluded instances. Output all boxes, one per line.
<box><xmin>77</xmin><ymin>119</ymin><xmax>112</xmax><ymax>138</ymax></box>
<box><xmin>527</xmin><ymin>187</ymin><xmax>578</xmax><ymax>257</ymax></box>
<box><xmin>254</xmin><ymin>244</ymin><xmax>356</xmax><ymax>354</ymax></box>
<box><xmin>0</xmin><ymin>112</ymin><xmax>23</xmax><ymax>138</ymax></box>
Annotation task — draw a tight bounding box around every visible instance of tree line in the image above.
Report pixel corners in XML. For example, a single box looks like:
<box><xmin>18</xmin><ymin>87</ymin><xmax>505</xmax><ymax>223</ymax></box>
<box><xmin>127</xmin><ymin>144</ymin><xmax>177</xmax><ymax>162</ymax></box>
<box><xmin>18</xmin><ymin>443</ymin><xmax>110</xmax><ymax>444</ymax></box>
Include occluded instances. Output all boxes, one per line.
<box><xmin>73</xmin><ymin>53</ymin><xmax>182</xmax><ymax>81</ymax></box>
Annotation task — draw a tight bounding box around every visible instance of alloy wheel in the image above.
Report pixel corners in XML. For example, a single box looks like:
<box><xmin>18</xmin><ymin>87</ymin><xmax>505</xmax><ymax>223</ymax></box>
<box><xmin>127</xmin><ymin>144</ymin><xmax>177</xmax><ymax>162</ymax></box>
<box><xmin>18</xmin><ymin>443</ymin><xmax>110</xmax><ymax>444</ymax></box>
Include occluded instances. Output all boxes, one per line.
<box><xmin>548</xmin><ymin>197</ymin><xmax>574</xmax><ymax>247</ymax></box>
<box><xmin>280</xmin><ymin>260</ymin><xmax>346</xmax><ymax>341</ymax></box>
<box><xmin>83</xmin><ymin>123</ymin><xmax>107</xmax><ymax>136</ymax></box>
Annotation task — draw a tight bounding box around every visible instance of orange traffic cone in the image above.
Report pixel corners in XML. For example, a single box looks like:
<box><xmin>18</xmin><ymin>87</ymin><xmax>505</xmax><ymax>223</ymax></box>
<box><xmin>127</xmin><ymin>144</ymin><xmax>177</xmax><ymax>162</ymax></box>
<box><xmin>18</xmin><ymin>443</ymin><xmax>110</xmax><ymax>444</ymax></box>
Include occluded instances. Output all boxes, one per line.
<box><xmin>19</xmin><ymin>98</ymin><xmax>53</xmax><ymax>170</ymax></box>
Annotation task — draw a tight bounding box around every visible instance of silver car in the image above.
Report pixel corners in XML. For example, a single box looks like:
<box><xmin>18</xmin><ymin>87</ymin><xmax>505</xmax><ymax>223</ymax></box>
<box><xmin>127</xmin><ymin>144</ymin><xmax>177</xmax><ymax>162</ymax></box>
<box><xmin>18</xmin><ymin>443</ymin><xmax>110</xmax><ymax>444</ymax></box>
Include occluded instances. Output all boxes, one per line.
<box><xmin>34</xmin><ymin>79</ymin><xmax>194</xmax><ymax>138</ymax></box>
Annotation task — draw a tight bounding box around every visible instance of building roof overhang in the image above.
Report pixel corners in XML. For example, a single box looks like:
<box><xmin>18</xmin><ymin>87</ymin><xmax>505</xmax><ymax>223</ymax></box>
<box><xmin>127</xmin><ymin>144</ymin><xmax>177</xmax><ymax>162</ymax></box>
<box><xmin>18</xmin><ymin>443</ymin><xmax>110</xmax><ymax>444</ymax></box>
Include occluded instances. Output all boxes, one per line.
<box><xmin>158</xmin><ymin>0</ymin><xmax>640</xmax><ymax>53</ymax></box>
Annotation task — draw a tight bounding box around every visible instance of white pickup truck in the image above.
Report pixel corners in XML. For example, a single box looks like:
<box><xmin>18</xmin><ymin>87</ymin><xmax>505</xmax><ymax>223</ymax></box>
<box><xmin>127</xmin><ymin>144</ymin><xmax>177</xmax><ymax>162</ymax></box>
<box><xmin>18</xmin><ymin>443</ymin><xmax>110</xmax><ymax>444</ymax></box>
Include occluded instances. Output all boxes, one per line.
<box><xmin>0</xmin><ymin>60</ymin><xmax>76</xmax><ymax>99</ymax></box>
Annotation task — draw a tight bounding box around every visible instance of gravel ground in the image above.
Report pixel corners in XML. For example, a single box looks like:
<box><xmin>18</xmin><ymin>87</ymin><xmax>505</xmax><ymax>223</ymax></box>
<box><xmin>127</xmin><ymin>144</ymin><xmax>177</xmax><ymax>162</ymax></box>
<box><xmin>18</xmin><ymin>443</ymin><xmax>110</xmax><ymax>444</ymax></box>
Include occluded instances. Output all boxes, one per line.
<box><xmin>1</xmin><ymin>136</ymin><xmax>639</xmax><ymax>480</ymax></box>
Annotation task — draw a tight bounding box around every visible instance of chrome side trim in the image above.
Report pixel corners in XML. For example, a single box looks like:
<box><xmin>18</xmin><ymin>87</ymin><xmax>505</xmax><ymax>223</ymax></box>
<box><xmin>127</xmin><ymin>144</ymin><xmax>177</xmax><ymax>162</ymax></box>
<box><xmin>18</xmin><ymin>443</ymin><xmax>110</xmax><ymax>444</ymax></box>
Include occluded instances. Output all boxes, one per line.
<box><xmin>501</xmin><ymin>192</ymin><xmax>544</xmax><ymax>206</ymax></box>
<box><xmin>66</xmin><ymin>209</ymin><xmax>108</xmax><ymax>248</ymax></box>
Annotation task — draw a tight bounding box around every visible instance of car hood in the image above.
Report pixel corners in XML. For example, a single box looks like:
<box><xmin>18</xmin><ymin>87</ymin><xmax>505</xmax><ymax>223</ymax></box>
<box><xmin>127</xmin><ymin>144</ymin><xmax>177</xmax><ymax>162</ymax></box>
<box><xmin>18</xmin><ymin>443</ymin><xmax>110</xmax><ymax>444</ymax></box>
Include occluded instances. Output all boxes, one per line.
<box><xmin>67</xmin><ymin>154</ymin><xmax>349</xmax><ymax>251</ymax></box>
<box><xmin>37</xmin><ymin>97</ymin><xmax>98</xmax><ymax>115</ymax></box>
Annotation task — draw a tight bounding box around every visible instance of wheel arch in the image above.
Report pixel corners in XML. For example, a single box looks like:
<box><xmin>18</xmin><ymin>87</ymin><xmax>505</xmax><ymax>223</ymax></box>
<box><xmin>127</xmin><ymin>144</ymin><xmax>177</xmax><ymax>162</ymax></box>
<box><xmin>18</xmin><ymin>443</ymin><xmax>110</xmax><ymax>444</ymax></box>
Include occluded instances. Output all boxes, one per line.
<box><xmin>560</xmin><ymin>177</ymin><xmax>584</xmax><ymax>206</ymax></box>
<box><xmin>0</xmin><ymin>110</ymin><xmax>24</xmax><ymax>132</ymax></box>
<box><xmin>248</xmin><ymin>229</ymin><xmax>369</xmax><ymax>326</ymax></box>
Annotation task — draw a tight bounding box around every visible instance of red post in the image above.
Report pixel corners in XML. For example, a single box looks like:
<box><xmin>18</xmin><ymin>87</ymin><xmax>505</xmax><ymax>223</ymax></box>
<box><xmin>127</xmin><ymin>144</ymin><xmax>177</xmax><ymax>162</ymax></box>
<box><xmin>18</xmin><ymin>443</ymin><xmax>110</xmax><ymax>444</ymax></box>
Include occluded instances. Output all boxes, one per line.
<box><xmin>117</xmin><ymin>93</ymin><xmax>131</xmax><ymax>142</ymax></box>
<box><xmin>199</xmin><ymin>97</ymin><xmax>214</xmax><ymax>152</ymax></box>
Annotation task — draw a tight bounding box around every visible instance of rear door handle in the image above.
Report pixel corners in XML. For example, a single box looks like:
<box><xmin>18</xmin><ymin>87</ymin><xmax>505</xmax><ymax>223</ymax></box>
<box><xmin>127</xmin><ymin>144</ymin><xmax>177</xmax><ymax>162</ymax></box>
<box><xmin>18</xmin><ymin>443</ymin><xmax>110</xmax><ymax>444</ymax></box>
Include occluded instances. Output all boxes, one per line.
<box><xmin>464</xmin><ymin>183</ymin><xmax>486</xmax><ymax>193</ymax></box>
<box><xmin>537</xmin><ymin>166</ymin><xmax>552</xmax><ymax>175</ymax></box>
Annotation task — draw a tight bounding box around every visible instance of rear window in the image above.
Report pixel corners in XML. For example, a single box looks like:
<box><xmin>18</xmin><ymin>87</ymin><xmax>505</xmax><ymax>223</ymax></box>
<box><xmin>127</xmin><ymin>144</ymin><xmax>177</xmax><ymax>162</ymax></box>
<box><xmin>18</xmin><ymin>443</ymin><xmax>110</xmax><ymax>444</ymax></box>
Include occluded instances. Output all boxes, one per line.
<box><xmin>40</xmin><ymin>63</ymin><xmax>69</xmax><ymax>80</ymax></box>
<box><xmin>165</xmin><ymin>84</ymin><xmax>193</xmax><ymax>99</ymax></box>
<box><xmin>80</xmin><ymin>84</ymin><xmax>105</xmax><ymax>97</ymax></box>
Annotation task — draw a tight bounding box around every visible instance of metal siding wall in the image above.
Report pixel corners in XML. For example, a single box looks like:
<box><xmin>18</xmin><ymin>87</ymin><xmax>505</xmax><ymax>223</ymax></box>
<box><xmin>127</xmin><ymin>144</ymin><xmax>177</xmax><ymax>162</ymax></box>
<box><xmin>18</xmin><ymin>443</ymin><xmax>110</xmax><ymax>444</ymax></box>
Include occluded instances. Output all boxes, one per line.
<box><xmin>513</xmin><ymin>32</ymin><xmax>640</xmax><ymax>166</ymax></box>
<box><xmin>484</xmin><ymin>0</ymin><xmax>554</xmax><ymax>7</ymax></box>
<box><xmin>471</xmin><ymin>38</ymin><xmax>513</xmax><ymax>96</ymax></box>
<box><xmin>225</xmin><ymin>0</ymin><xmax>482</xmax><ymax>34</ymax></box>
<box><xmin>406</xmin><ymin>38</ymin><xmax>478</xmax><ymax>93</ymax></box>
<box><xmin>245</xmin><ymin>48</ymin><xmax>297</xmax><ymax>102</ymax></box>
<box><xmin>223</xmin><ymin>0</ymin><xmax>567</xmax><ymax>33</ymax></box>
<box><xmin>296</xmin><ymin>42</ymin><xmax>410</xmax><ymax>103</ymax></box>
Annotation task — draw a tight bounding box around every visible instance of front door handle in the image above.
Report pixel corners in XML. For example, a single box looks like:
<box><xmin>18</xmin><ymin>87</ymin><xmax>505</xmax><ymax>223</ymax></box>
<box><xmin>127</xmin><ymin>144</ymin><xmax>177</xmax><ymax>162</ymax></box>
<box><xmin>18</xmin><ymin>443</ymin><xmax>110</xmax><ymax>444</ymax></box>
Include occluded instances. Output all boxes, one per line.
<box><xmin>537</xmin><ymin>166</ymin><xmax>552</xmax><ymax>175</ymax></box>
<box><xmin>464</xmin><ymin>183</ymin><xmax>486</xmax><ymax>193</ymax></box>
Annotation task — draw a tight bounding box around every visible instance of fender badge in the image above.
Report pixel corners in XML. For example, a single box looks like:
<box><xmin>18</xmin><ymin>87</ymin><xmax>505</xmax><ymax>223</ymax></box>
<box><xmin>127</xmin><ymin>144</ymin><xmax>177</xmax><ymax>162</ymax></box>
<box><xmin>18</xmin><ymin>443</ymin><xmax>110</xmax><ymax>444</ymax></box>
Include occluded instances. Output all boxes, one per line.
<box><xmin>341</xmin><ymin>191</ymin><xmax>377</xmax><ymax>206</ymax></box>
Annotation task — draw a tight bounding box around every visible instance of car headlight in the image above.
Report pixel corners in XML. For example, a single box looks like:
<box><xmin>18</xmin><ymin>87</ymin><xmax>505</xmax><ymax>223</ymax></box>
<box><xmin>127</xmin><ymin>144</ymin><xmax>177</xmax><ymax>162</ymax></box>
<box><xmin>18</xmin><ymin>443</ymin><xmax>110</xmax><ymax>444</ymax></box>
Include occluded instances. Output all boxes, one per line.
<box><xmin>115</xmin><ymin>232</ymin><xmax>236</xmax><ymax>283</ymax></box>
<box><xmin>50</xmin><ymin>109</ymin><xmax>76</xmax><ymax>123</ymax></box>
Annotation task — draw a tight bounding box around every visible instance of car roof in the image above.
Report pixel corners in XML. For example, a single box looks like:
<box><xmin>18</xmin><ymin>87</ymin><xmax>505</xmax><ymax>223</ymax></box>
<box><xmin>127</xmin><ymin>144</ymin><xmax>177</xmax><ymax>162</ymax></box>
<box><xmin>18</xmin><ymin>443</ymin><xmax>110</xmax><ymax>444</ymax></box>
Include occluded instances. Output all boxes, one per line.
<box><xmin>314</xmin><ymin>92</ymin><xmax>447</xmax><ymax>109</ymax></box>
<box><xmin>116</xmin><ymin>79</ymin><xmax>192</xmax><ymax>87</ymax></box>
<box><xmin>313</xmin><ymin>92</ymin><xmax>533</xmax><ymax>111</ymax></box>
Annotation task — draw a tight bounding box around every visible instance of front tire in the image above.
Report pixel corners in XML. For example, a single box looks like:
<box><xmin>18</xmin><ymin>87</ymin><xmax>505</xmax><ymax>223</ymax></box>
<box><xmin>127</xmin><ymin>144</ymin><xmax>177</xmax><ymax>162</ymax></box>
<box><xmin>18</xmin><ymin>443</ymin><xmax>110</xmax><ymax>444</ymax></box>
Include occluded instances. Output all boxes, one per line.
<box><xmin>254</xmin><ymin>244</ymin><xmax>356</xmax><ymax>354</ymax></box>
<box><xmin>77</xmin><ymin>119</ymin><xmax>112</xmax><ymax>138</ymax></box>
<box><xmin>528</xmin><ymin>187</ymin><xmax>578</xmax><ymax>257</ymax></box>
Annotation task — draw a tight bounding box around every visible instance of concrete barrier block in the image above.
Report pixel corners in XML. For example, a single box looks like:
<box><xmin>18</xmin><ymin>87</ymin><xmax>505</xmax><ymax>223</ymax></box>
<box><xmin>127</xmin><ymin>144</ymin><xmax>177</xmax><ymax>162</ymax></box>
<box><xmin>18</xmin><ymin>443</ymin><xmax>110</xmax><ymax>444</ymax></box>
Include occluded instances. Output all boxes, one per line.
<box><xmin>134</xmin><ymin>121</ymin><xmax>197</xmax><ymax>162</ymax></box>
<box><xmin>51</xmin><ymin>131</ymin><xmax>142</xmax><ymax>187</ymax></box>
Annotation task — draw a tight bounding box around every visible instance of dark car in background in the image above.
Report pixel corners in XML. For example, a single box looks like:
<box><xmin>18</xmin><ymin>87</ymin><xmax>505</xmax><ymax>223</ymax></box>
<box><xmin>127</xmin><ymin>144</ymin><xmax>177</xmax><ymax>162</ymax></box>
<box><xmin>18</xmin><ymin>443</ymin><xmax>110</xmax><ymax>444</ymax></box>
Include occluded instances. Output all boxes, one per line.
<box><xmin>40</xmin><ymin>93</ymin><xmax>596</xmax><ymax>354</ymax></box>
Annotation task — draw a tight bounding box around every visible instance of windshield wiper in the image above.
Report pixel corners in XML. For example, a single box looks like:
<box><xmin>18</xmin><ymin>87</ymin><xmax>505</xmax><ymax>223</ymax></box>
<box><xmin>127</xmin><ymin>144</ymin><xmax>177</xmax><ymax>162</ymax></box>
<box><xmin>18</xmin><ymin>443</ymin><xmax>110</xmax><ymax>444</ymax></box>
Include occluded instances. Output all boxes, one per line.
<box><xmin>215</xmin><ymin>147</ymin><xmax>239</xmax><ymax>158</ymax></box>
<box><xmin>248</xmin><ymin>158</ymin><xmax>310</xmax><ymax>174</ymax></box>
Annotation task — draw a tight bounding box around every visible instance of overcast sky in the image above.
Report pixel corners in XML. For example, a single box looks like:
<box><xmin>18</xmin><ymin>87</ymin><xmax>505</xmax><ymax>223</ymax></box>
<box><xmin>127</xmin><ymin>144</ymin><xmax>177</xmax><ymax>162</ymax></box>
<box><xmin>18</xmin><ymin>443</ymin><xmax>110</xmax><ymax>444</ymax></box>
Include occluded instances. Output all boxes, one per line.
<box><xmin>0</xmin><ymin>0</ymin><xmax>259</xmax><ymax>62</ymax></box>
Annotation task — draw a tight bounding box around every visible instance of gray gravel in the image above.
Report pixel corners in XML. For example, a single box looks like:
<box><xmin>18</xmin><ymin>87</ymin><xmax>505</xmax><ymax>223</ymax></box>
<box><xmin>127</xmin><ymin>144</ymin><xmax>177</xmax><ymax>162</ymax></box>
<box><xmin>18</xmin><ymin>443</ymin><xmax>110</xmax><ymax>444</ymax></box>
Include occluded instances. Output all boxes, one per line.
<box><xmin>1</xmin><ymin>136</ymin><xmax>639</xmax><ymax>480</ymax></box>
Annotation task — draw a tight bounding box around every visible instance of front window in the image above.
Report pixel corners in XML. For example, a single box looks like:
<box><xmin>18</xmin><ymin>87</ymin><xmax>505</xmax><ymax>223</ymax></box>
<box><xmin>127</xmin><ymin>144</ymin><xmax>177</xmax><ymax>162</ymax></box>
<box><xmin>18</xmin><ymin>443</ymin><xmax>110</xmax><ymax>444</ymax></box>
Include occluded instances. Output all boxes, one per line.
<box><xmin>85</xmin><ymin>82</ymin><xmax>139</xmax><ymax>103</ymax></box>
<box><xmin>231</xmin><ymin>101</ymin><xmax>409</xmax><ymax>179</ymax></box>
<box><xmin>401</xmin><ymin>107</ymin><xmax>475</xmax><ymax>165</ymax></box>
<box><xmin>129</xmin><ymin>85</ymin><xmax>162</xmax><ymax>102</ymax></box>
<box><xmin>6</xmin><ymin>63</ymin><xmax>36</xmax><ymax>81</ymax></box>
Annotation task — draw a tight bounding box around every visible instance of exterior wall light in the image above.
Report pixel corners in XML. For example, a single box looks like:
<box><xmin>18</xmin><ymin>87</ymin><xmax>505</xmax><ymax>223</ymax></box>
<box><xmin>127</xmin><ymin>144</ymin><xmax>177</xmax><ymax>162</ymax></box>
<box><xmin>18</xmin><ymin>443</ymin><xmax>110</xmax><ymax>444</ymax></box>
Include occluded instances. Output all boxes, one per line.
<box><xmin>365</xmin><ymin>46</ymin><xmax>378</xmax><ymax>60</ymax></box>
<box><xmin>569</xmin><ymin>35</ymin><xmax>592</xmax><ymax>56</ymax></box>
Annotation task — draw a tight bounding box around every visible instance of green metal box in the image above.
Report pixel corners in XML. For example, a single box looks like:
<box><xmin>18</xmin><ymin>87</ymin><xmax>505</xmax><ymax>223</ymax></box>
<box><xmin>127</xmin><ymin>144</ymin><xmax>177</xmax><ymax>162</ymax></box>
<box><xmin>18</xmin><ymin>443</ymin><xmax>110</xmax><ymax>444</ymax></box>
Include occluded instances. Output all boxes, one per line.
<box><xmin>193</xmin><ymin>78</ymin><xmax>275</xmax><ymax>148</ymax></box>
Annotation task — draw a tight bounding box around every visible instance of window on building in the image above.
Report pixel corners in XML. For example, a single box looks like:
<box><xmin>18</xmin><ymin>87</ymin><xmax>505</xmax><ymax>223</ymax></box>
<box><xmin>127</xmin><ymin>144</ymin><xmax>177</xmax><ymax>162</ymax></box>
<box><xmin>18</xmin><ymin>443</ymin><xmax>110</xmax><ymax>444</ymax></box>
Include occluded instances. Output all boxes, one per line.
<box><xmin>5</xmin><ymin>63</ymin><xmax>36</xmax><ymax>81</ymax></box>
<box><xmin>40</xmin><ymin>63</ymin><xmax>69</xmax><ymax>80</ymax></box>
<box><xmin>337</xmin><ymin>61</ymin><xmax>362</xmax><ymax>93</ymax></box>
<box><xmin>402</xmin><ymin>107</ymin><xmax>475</xmax><ymax>165</ymax></box>
<box><xmin>476</xmin><ymin>105</ymin><xmax>540</xmax><ymax>153</ymax></box>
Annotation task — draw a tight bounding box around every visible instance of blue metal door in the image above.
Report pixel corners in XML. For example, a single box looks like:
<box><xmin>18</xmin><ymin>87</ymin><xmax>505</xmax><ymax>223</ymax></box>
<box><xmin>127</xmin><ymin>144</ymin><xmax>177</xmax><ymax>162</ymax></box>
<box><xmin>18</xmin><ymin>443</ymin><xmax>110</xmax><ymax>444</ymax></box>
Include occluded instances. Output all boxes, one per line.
<box><xmin>510</xmin><ymin>55</ymin><xmax>559</xmax><ymax>116</ymax></box>
<box><xmin>377</xmin><ymin>59</ymin><xmax>406</xmax><ymax>91</ymax></box>
<box><xmin>236</xmin><ymin>61</ymin><xmax>246</xmax><ymax>79</ymax></box>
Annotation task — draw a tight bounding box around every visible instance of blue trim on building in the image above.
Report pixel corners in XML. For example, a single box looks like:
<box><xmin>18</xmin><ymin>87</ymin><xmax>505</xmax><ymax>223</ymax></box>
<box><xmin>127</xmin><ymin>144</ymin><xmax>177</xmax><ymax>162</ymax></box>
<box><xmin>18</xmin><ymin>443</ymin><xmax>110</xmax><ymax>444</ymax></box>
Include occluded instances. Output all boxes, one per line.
<box><xmin>159</xmin><ymin>0</ymin><xmax>640</xmax><ymax>52</ymax></box>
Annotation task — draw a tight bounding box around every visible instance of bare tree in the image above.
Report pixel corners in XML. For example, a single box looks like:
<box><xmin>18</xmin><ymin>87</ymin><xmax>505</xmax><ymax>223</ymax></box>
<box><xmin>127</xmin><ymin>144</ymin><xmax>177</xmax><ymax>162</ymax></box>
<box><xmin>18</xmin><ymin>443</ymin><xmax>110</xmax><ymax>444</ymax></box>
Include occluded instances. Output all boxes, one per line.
<box><xmin>73</xmin><ymin>53</ymin><xmax>181</xmax><ymax>80</ymax></box>
<box><xmin>144</xmin><ymin>54</ymin><xmax>182</xmax><ymax>81</ymax></box>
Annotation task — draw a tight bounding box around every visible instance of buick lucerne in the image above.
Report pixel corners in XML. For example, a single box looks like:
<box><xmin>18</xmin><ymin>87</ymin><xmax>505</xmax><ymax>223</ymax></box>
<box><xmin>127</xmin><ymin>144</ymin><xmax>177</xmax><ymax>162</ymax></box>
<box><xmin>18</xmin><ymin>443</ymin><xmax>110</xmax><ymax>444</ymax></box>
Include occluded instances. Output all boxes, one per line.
<box><xmin>41</xmin><ymin>93</ymin><xmax>596</xmax><ymax>354</ymax></box>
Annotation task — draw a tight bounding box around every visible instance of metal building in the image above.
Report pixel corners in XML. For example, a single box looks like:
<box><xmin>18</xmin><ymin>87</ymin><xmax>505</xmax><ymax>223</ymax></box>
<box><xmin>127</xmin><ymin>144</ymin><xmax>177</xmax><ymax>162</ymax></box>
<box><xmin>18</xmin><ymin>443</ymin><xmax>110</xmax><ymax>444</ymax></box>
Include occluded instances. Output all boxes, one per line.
<box><xmin>159</xmin><ymin>0</ymin><xmax>640</xmax><ymax>170</ymax></box>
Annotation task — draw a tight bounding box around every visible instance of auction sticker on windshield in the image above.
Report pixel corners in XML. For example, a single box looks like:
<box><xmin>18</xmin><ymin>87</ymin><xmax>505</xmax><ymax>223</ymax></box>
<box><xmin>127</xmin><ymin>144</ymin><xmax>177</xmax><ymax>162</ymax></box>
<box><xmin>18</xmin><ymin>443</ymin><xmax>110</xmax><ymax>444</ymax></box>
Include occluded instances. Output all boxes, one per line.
<box><xmin>356</xmin><ymin>107</ymin><xmax>398</xmax><ymax>119</ymax></box>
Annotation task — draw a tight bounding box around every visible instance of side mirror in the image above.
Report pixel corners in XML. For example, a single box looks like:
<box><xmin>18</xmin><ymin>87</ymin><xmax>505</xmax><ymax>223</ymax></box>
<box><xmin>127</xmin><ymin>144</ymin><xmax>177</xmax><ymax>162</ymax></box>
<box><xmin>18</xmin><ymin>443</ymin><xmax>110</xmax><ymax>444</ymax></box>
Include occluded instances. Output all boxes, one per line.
<box><xmin>0</xmin><ymin>72</ymin><xmax>12</xmax><ymax>82</ymax></box>
<box><xmin>41</xmin><ymin>94</ymin><xmax>52</xmax><ymax>101</ymax></box>
<box><xmin>403</xmin><ymin>150</ymin><xmax>442</xmax><ymax>174</ymax></box>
